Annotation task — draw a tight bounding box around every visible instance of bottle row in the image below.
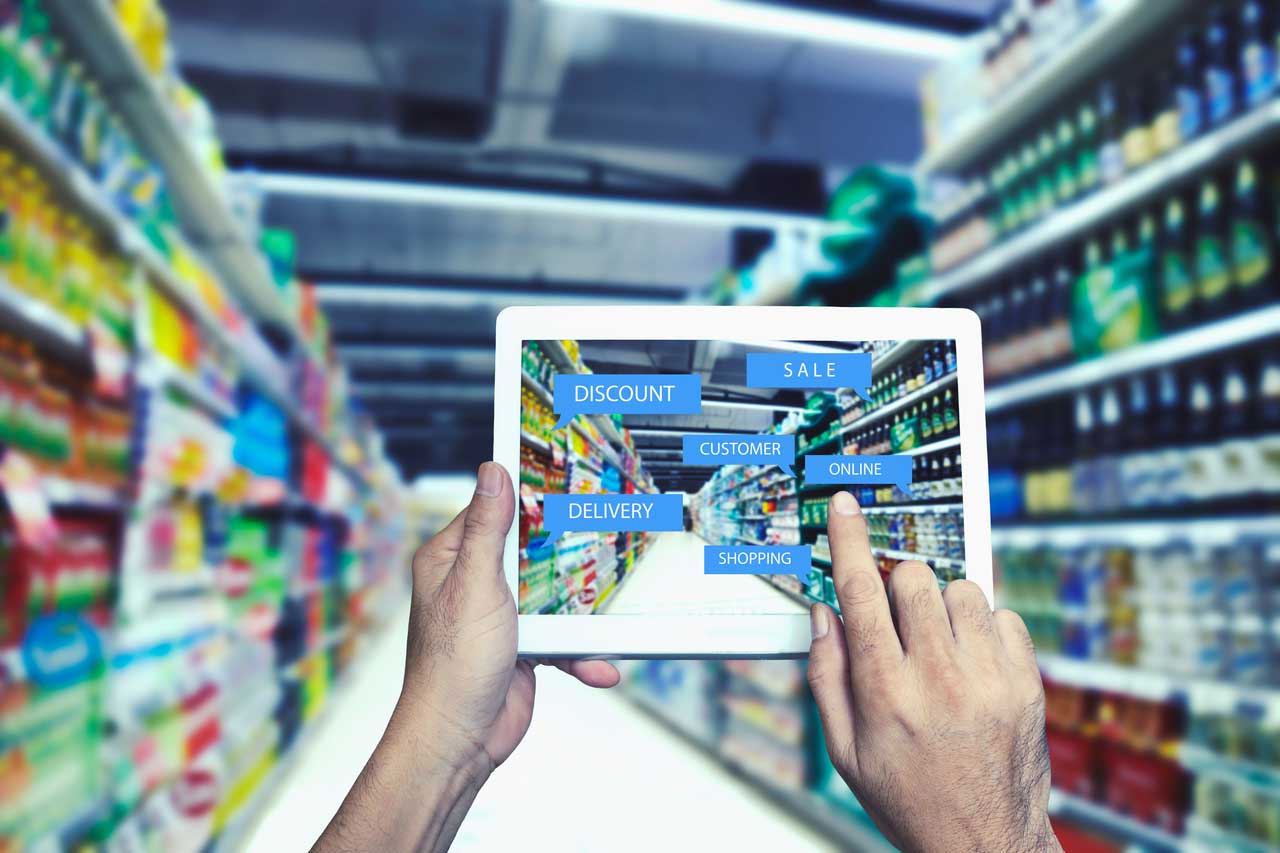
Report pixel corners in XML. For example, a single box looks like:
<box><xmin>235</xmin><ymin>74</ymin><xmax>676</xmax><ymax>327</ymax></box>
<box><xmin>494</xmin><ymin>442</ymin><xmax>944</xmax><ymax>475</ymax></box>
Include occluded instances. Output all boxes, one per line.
<box><xmin>988</xmin><ymin>346</ymin><xmax>1280</xmax><ymax>518</ymax></box>
<box><xmin>951</xmin><ymin>153</ymin><xmax>1280</xmax><ymax>385</ymax></box>
<box><xmin>842</xmin><ymin>342</ymin><xmax>957</xmax><ymax>420</ymax></box>
<box><xmin>933</xmin><ymin>0</ymin><xmax>1280</xmax><ymax>269</ymax></box>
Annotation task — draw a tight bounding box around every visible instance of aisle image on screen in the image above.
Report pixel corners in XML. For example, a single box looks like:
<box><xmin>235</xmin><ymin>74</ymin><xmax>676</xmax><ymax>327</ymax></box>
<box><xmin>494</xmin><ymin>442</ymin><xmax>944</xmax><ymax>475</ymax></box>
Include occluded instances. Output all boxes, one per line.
<box><xmin>517</xmin><ymin>338</ymin><xmax>965</xmax><ymax>616</ymax></box>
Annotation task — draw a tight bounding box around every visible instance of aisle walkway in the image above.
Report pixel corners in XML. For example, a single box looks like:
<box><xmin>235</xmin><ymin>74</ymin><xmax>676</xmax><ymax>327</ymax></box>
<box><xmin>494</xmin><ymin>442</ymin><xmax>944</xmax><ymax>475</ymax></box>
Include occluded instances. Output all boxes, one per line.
<box><xmin>605</xmin><ymin>531</ymin><xmax>809</xmax><ymax>616</ymax></box>
<box><xmin>245</xmin><ymin>602</ymin><xmax>835</xmax><ymax>853</ymax></box>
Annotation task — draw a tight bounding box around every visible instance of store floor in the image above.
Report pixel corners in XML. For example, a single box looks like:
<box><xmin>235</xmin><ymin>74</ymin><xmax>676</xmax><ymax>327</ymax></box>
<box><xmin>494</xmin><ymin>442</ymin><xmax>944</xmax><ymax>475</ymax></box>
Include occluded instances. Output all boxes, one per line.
<box><xmin>245</xmin><ymin>601</ymin><xmax>834</xmax><ymax>852</ymax></box>
<box><xmin>604</xmin><ymin>531</ymin><xmax>809</xmax><ymax>616</ymax></box>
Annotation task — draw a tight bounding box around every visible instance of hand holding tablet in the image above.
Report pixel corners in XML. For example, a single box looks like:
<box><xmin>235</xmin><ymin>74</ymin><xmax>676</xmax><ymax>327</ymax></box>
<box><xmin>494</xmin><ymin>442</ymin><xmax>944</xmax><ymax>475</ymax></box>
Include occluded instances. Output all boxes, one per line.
<box><xmin>495</xmin><ymin>306</ymin><xmax>993</xmax><ymax>658</ymax></box>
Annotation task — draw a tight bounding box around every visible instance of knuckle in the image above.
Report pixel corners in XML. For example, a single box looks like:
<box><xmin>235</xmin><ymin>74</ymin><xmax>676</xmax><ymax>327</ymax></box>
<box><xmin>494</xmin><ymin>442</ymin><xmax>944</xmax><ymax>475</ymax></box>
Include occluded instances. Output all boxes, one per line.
<box><xmin>837</xmin><ymin>570</ymin><xmax>883</xmax><ymax>608</ymax></box>
<box><xmin>906</xmin><ymin>583</ymin><xmax>939</xmax><ymax>622</ymax></box>
<box><xmin>889</xmin><ymin>561</ymin><xmax>936</xmax><ymax>595</ymax></box>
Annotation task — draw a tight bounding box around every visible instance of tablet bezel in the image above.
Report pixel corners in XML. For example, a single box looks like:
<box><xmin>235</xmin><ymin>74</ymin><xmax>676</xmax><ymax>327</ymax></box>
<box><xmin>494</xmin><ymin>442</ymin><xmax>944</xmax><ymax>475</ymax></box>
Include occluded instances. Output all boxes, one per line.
<box><xmin>494</xmin><ymin>306</ymin><xmax>992</xmax><ymax>658</ymax></box>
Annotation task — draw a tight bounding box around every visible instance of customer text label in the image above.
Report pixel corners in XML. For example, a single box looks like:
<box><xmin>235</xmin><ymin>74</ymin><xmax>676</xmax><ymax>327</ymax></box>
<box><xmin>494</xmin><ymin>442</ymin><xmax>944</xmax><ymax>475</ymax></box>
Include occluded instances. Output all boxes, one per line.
<box><xmin>703</xmin><ymin>545</ymin><xmax>812</xmax><ymax>577</ymax></box>
<box><xmin>542</xmin><ymin>493</ymin><xmax>684</xmax><ymax>541</ymax></box>
<box><xmin>681</xmin><ymin>433</ymin><xmax>796</xmax><ymax>477</ymax></box>
<box><xmin>553</xmin><ymin>373</ymin><xmax>702</xmax><ymax>428</ymax></box>
<box><xmin>746</xmin><ymin>352</ymin><xmax>873</xmax><ymax>400</ymax></box>
<box><xmin>803</xmin><ymin>454</ymin><xmax>915</xmax><ymax>495</ymax></box>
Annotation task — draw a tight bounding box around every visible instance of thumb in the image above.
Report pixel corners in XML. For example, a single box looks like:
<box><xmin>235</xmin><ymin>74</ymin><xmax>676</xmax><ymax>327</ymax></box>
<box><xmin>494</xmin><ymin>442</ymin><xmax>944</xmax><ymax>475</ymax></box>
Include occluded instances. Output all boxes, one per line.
<box><xmin>458</xmin><ymin>461</ymin><xmax>516</xmax><ymax>578</ymax></box>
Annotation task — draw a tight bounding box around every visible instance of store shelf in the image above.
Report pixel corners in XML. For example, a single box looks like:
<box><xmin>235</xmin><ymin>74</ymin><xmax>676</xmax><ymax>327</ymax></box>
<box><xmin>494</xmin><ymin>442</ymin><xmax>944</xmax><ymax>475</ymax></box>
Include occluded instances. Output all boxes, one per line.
<box><xmin>0</xmin><ymin>280</ymin><xmax>89</xmax><ymax>370</ymax></box>
<box><xmin>521</xmin><ymin>369</ymin><xmax>554</xmax><ymax>408</ymax></box>
<box><xmin>1</xmin><ymin>64</ymin><xmax>365</xmax><ymax>491</ymax></box>
<box><xmin>1047</xmin><ymin>788</ymin><xmax>1182</xmax><ymax>853</ymax></box>
<box><xmin>871</xmin><ymin>548</ymin><xmax>964</xmax><ymax>571</ymax></box>
<box><xmin>520</xmin><ymin>430</ymin><xmax>552</xmax><ymax>454</ymax></box>
<box><xmin>625</xmin><ymin>692</ymin><xmax>896</xmax><ymax>853</ymax></box>
<box><xmin>838</xmin><ymin>371</ymin><xmax>958</xmax><ymax>435</ymax></box>
<box><xmin>860</xmin><ymin>502</ymin><xmax>962</xmax><ymax>516</ymax></box>
<box><xmin>919</xmin><ymin>0</ymin><xmax>1198</xmax><ymax>174</ymax></box>
<box><xmin>923</xmin><ymin>101</ymin><xmax>1280</xmax><ymax>303</ymax></box>
<box><xmin>1037</xmin><ymin>654</ymin><xmax>1280</xmax><ymax>706</ymax></box>
<box><xmin>42</xmin><ymin>475</ymin><xmax>128</xmax><ymax>510</ymax></box>
<box><xmin>737</xmin><ymin>535</ymin><xmax>768</xmax><ymax>546</ymax></box>
<box><xmin>985</xmin><ymin>305</ymin><xmax>1280</xmax><ymax>413</ymax></box>
<box><xmin>140</xmin><ymin>352</ymin><xmax>239</xmax><ymax>420</ymax></box>
<box><xmin>45</xmin><ymin>0</ymin><xmax>294</xmax><ymax>333</ymax></box>
<box><xmin>898</xmin><ymin>435</ymin><xmax>961</xmax><ymax>457</ymax></box>
<box><xmin>1185</xmin><ymin>815</ymin><xmax>1277</xmax><ymax>853</ymax></box>
<box><xmin>1180</xmin><ymin>744</ymin><xmax>1280</xmax><ymax>791</ymax></box>
<box><xmin>992</xmin><ymin>516</ymin><xmax>1280</xmax><ymax>549</ymax></box>
<box><xmin>867</xmin><ymin>339</ymin><xmax>923</xmax><ymax>377</ymax></box>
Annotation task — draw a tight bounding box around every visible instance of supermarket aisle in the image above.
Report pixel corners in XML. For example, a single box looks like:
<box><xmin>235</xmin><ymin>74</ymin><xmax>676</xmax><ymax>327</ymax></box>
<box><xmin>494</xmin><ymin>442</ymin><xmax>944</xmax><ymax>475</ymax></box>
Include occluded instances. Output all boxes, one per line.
<box><xmin>605</xmin><ymin>531</ymin><xmax>809</xmax><ymax>615</ymax></box>
<box><xmin>247</xmin><ymin>602</ymin><xmax>834</xmax><ymax>852</ymax></box>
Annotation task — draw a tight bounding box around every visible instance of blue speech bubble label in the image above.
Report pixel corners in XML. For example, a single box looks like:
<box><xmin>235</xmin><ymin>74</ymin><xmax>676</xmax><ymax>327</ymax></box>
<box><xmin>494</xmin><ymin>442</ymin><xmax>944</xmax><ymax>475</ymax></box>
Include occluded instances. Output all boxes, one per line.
<box><xmin>543</xmin><ymin>493</ymin><xmax>684</xmax><ymax>534</ymax></box>
<box><xmin>553</xmin><ymin>373</ymin><xmax>702</xmax><ymax>428</ymax></box>
<box><xmin>746</xmin><ymin>352</ymin><xmax>873</xmax><ymax>401</ymax></box>
<box><xmin>704</xmin><ymin>545</ymin><xmax>812</xmax><ymax>577</ymax></box>
<box><xmin>803</xmin><ymin>454</ymin><xmax>915</xmax><ymax>496</ymax></box>
<box><xmin>682</xmin><ymin>433</ymin><xmax>796</xmax><ymax>477</ymax></box>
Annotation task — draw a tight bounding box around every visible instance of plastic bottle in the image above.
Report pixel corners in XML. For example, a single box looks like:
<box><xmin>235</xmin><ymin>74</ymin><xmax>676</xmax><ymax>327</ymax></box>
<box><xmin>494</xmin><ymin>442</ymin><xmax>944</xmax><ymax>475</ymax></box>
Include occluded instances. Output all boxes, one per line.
<box><xmin>1205</xmin><ymin>6</ymin><xmax>1243</xmax><ymax>126</ymax></box>
<box><xmin>1231</xmin><ymin>157</ymin><xmax>1275</xmax><ymax>308</ymax></box>
<box><xmin>1196</xmin><ymin>173</ymin><xmax>1234</xmax><ymax>319</ymax></box>
<box><xmin>1161</xmin><ymin>192</ymin><xmax>1198</xmax><ymax>330</ymax></box>
<box><xmin>1177</xmin><ymin>28</ymin><xmax>1207</xmax><ymax>140</ymax></box>
<box><xmin>1241</xmin><ymin>0</ymin><xmax>1278</xmax><ymax>106</ymax></box>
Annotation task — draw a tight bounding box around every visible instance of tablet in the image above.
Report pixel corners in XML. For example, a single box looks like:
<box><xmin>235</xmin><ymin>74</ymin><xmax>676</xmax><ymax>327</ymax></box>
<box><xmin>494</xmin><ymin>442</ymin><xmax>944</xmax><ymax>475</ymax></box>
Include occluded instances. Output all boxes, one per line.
<box><xmin>494</xmin><ymin>306</ymin><xmax>991</xmax><ymax>658</ymax></box>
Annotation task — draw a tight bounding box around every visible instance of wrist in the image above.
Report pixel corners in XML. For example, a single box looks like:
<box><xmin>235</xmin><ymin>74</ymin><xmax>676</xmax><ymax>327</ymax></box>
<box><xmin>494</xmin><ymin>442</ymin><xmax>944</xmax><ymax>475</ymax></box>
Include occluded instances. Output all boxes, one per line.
<box><xmin>924</xmin><ymin>811</ymin><xmax>1060</xmax><ymax>853</ymax></box>
<box><xmin>390</xmin><ymin>687</ymin><xmax>494</xmax><ymax>786</ymax></box>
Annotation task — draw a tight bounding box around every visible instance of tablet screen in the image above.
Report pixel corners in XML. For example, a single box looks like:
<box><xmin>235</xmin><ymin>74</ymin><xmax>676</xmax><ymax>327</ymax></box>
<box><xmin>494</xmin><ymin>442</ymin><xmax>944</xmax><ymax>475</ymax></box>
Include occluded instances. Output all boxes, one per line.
<box><xmin>517</xmin><ymin>339</ymin><xmax>966</xmax><ymax>616</ymax></box>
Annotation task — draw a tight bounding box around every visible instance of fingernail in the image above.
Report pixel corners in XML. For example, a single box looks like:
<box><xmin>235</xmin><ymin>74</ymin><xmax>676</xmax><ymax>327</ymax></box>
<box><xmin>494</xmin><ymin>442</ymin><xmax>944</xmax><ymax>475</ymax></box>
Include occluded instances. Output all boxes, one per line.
<box><xmin>475</xmin><ymin>462</ymin><xmax>502</xmax><ymax>497</ymax></box>
<box><xmin>831</xmin><ymin>491</ymin><xmax>860</xmax><ymax>516</ymax></box>
<box><xmin>810</xmin><ymin>605</ymin><xmax>829</xmax><ymax>640</ymax></box>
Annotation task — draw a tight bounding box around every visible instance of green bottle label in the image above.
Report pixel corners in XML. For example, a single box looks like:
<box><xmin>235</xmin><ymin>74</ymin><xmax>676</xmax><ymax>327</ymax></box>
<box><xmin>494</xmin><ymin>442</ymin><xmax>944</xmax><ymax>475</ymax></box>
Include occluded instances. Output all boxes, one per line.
<box><xmin>1196</xmin><ymin>236</ymin><xmax>1232</xmax><ymax>301</ymax></box>
<box><xmin>1232</xmin><ymin>220</ymin><xmax>1271</xmax><ymax>289</ymax></box>
<box><xmin>1161</xmin><ymin>252</ymin><xmax>1196</xmax><ymax>313</ymax></box>
<box><xmin>943</xmin><ymin>406</ymin><xmax>958</xmax><ymax>432</ymax></box>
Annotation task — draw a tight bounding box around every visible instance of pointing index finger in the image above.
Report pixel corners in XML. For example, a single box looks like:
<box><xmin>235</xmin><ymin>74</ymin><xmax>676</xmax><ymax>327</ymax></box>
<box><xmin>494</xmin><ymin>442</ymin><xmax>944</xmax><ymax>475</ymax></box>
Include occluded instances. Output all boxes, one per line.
<box><xmin>828</xmin><ymin>491</ymin><xmax>903</xmax><ymax>674</ymax></box>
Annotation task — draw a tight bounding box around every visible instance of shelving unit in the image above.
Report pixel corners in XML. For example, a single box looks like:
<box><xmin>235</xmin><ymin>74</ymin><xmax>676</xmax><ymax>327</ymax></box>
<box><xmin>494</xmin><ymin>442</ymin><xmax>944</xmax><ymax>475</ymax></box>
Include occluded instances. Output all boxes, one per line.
<box><xmin>920</xmin><ymin>0</ymin><xmax>1198</xmax><ymax>174</ymax></box>
<box><xmin>923</xmin><ymin>102</ymin><xmax>1280</xmax><ymax>304</ymax></box>
<box><xmin>44</xmin><ymin>0</ymin><xmax>294</xmax><ymax>332</ymax></box>
<box><xmin>0</xmin><ymin>7</ymin><xmax>409</xmax><ymax>852</ymax></box>
<box><xmin>985</xmin><ymin>304</ymin><xmax>1280</xmax><ymax>413</ymax></box>
<box><xmin>1047</xmin><ymin>789</ymin><xmax>1182</xmax><ymax>853</ymax></box>
<box><xmin>905</xmin><ymin>2</ymin><xmax>1280</xmax><ymax>843</ymax></box>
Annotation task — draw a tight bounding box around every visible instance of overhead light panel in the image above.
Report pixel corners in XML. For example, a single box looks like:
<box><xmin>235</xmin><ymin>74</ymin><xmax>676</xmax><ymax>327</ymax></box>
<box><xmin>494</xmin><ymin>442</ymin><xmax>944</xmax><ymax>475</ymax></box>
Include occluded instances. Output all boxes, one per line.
<box><xmin>249</xmin><ymin>171</ymin><xmax>830</xmax><ymax>233</ymax></box>
<box><xmin>544</xmin><ymin>0</ymin><xmax>964</xmax><ymax>59</ymax></box>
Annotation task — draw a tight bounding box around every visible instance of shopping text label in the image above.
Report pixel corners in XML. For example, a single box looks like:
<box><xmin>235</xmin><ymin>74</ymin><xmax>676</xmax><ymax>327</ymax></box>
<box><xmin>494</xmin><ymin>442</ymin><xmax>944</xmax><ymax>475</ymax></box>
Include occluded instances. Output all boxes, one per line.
<box><xmin>682</xmin><ymin>433</ymin><xmax>796</xmax><ymax>477</ymax></box>
<box><xmin>745</xmin><ymin>352</ymin><xmax>873</xmax><ymax>401</ymax></box>
<box><xmin>554</xmin><ymin>373</ymin><xmax>701</xmax><ymax>429</ymax></box>
<box><xmin>803</xmin><ymin>454</ymin><xmax>914</xmax><ymax>496</ymax></box>
<box><xmin>703</xmin><ymin>545</ymin><xmax>812</xmax><ymax>577</ymax></box>
<box><xmin>541</xmin><ymin>494</ymin><xmax>684</xmax><ymax>542</ymax></box>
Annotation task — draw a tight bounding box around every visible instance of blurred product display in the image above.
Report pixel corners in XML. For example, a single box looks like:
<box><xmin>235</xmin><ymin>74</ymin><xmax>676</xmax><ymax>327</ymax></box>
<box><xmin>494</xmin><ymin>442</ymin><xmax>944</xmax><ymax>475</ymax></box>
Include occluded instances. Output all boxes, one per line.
<box><xmin>518</xmin><ymin>340</ymin><xmax>659</xmax><ymax>615</ymax></box>
<box><xmin>691</xmin><ymin>339</ymin><xmax>967</xmax><ymax>608</ymax></box>
<box><xmin>699</xmin><ymin>1</ymin><xmax>1280</xmax><ymax>849</ymax></box>
<box><xmin>0</xmin><ymin>2</ymin><xmax>412</xmax><ymax>850</ymax></box>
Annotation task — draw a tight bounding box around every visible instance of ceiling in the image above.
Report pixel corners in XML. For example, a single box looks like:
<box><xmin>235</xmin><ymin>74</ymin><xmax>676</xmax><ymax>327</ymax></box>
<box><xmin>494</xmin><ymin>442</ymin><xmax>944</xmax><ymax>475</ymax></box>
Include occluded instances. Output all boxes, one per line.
<box><xmin>166</xmin><ymin>0</ymin><xmax>989</xmax><ymax>479</ymax></box>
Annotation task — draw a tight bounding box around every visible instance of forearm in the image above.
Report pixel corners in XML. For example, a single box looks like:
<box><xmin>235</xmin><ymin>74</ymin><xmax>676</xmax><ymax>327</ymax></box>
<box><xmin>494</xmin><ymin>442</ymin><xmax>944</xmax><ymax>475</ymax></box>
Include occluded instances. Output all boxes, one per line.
<box><xmin>312</xmin><ymin>699</ymin><xmax>491</xmax><ymax>853</ymax></box>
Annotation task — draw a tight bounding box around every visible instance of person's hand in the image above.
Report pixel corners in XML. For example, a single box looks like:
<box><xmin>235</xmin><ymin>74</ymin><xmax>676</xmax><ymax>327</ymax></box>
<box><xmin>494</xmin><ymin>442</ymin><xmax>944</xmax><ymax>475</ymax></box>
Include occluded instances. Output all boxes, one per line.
<box><xmin>314</xmin><ymin>462</ymin><xmax>617</xmax><ymax>853</ymax></box>
<box><xmin>398</xmin><ymin>461</ymin><xmax>619</xmax><ymax>778</ymax></box>
<box><xmin>806</xmin><ymin>491</ymin><xmax>1060</xmax><ymax>853</ymax></box>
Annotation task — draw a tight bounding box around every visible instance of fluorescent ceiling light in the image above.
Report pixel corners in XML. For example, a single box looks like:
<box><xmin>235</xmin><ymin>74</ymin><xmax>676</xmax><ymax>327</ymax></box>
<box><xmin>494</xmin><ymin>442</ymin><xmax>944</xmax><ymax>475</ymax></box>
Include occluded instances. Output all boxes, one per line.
<box><xmin>544</xmin><ymin>0</ymin><xmax>963</xmax><ymax>59</ymax></box>
<box><xmin>727</xmin><ymin>339</ymin><xmax>855</xmax><ymax>354</ymax></box>
<box><xmin>702</xmin><ymin>399</ymin><xmax>808</xmax><ymax>413</ymax></box>
<box><xmin>339</xmin><ymin>344</ymin><xmax>494</xmax><ymax>364</ymax></box>
<box><xmin>317</xmin><ymin>284</ymin><xmax>684</xmax><ymax>308</ymax></box>
<box><xmin>630</xmin><ymin>428</ymin><xmax>757</xmax><ymax>436</ymax></box>
<box><xmin>249</xmin><ymin>171</ymin><xmax>830</xmax><ymax>233</ymax></box>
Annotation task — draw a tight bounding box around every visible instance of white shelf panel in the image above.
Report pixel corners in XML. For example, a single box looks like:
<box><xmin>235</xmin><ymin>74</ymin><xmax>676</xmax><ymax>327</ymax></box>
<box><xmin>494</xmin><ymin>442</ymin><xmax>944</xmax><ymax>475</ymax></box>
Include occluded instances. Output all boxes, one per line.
<box><xmin>1037</xmin><ymin>654</ymin><xmax>1280</xmax><ymax>707</ymax></box>
<box><xmin>1047</xmin><ymin>788</ymin><xmax>1182</xmax><ymax>852</ymax></box>
<box><xmin>871</xmin><ymin>548</ymin><xmax>965</xmax><ymax>570</ymax></box>
<box><xmin>924</xmin><ymin>100</ymin><xmax>1280</xmax><ymax>303</ymax></box>
<box><xmin>985</xmin><ymin>305</ymin><xmax>1280</xmax><ymax>413</ymax></box>
<box><xmin>920</xmin><ymin>0</ymin><xmax>1199</xmax><ymax>174</ymax></box>
<box><xmin>992</xmin><ymin>516</ymin><xmax>1280</xmax><ymax>549</ymax></box>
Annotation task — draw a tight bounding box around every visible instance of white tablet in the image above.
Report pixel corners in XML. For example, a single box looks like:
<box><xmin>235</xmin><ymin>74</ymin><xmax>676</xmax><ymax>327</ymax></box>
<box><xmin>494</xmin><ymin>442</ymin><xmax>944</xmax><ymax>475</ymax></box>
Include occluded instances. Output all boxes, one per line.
<box><xmin>494</xmin><ymin>306</ymin><xmax>991</xmax><ymax>658</ymax></box>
